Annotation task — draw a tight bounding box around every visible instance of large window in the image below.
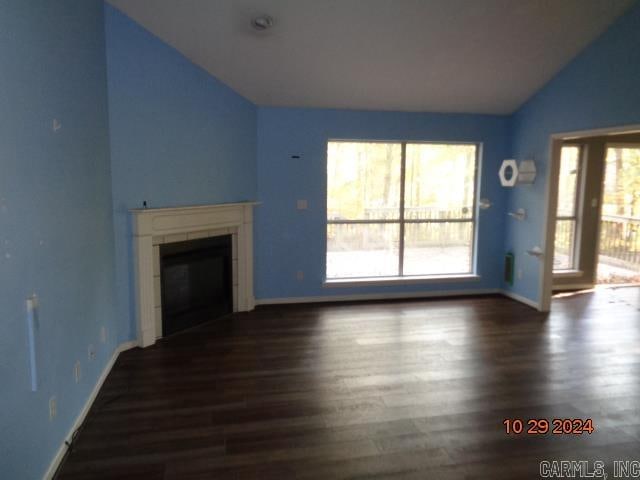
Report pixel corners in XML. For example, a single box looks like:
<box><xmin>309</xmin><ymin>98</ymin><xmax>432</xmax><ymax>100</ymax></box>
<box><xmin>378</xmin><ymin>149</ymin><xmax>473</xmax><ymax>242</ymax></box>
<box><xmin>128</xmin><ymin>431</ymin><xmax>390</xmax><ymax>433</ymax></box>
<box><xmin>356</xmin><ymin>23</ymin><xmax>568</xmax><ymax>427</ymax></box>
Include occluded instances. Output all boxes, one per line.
<box><xmin>326</xmin><ymin>141</ymin><xmax>478</xmax><ymax>279</ymax></box>
<box><xmin>553</xmin><ymin>145</ymin><xmax>583</xmax><ymax>271</ymax></box>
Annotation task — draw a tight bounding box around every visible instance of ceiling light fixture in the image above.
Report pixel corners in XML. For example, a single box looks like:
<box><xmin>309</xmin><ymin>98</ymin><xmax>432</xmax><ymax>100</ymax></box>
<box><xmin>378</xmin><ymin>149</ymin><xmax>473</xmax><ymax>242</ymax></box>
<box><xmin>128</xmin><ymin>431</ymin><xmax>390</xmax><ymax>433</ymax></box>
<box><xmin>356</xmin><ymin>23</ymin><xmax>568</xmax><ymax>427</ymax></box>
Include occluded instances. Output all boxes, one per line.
<box><xmin>251</xmin><ymin>15</ymin><xmax>274</xmax><ymax>32</ymax></box>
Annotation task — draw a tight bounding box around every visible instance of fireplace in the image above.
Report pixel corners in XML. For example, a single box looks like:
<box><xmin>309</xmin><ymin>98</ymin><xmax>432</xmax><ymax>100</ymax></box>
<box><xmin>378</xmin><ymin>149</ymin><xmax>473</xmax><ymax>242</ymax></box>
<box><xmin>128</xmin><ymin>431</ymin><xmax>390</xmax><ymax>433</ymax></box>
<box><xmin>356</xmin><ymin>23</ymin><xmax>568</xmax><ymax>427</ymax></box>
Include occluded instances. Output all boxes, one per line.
<box><xmin>131</xmin><ymin>202</ymin><xmax>256</xmax><ymax>347</ymax></box>
<box><xmin>160</xmin><ymin>235</ymin><xmax>232</xmax><ymax>336</ymax></box>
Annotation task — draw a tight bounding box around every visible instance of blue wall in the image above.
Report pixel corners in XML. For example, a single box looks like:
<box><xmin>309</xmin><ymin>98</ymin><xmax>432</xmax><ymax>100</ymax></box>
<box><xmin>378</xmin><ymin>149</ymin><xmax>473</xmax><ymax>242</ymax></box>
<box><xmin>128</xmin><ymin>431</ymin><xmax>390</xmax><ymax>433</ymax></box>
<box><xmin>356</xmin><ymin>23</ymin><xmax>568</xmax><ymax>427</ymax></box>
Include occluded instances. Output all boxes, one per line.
<box><xmin>504</xmin><ymin>1</ymin><xmax>640</xmax><ymax>303</ymax></box>
<box><xmin>2</xmin><ymin>2</ymin><xmax>639</xmax><ymax>477</ymax></box>
<box><xmin>104</xmin><ymin>5</ymin><xmax>257</xmax><ymax>342</ymax></box>
<box><xmin>0</xmin><ymin>1</ymin><xmax>118</xmax><ymax>478</ymax></box>
<box><xmin>255</xmin><ymin>108</ymin><xmax>510</xmax><ymax>300</ymax></box>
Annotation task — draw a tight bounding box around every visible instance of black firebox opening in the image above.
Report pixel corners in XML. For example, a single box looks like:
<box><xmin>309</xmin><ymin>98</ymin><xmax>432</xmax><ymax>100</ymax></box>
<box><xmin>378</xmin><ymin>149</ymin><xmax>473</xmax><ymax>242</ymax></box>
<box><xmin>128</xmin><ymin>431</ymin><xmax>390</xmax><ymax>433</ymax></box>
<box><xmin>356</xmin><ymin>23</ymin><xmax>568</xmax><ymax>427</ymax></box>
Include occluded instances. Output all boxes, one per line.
<box><xmin>160</xmin><ymin>235</ymin><xmax>232</xmax><ymax>336</ymax></box>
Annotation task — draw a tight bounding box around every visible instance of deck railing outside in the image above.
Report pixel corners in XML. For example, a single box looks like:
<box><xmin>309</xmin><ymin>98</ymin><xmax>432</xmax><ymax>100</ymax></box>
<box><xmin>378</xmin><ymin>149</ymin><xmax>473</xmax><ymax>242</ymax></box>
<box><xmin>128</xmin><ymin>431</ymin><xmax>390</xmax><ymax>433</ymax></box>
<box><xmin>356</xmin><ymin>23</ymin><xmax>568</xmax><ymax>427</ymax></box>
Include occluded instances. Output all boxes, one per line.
<box><xmin>599</xmin><ymin>215</ymin><xmax>640</xmax><ymax>269</ymax></box>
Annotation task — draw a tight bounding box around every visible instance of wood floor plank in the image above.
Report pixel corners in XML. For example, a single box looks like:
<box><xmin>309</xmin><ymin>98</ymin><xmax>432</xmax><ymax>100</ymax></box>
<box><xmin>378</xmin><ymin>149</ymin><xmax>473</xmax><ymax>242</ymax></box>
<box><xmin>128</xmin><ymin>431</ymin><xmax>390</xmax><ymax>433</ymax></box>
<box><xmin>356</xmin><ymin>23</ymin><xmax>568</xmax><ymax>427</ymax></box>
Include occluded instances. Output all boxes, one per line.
<box><xmin>56</xmin><ymin>289</ymin><xmax>640</xmax><ymax>479</ymax></box>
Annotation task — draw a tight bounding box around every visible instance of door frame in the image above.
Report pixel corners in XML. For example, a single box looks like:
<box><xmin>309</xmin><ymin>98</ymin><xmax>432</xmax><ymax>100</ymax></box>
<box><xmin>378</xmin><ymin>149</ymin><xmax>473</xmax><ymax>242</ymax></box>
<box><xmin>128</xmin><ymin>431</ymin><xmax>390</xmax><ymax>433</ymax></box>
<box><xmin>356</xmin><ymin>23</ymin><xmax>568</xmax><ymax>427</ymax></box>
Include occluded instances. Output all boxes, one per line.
<box><xmin>539</xmin><ymin>124</ymin><xmax>640</xmax><ymax>311</ymax></box>
<box><xmin>596</xmin><ymin>140</ymin><xmax>640</xmax><ymax>286</ymax></box>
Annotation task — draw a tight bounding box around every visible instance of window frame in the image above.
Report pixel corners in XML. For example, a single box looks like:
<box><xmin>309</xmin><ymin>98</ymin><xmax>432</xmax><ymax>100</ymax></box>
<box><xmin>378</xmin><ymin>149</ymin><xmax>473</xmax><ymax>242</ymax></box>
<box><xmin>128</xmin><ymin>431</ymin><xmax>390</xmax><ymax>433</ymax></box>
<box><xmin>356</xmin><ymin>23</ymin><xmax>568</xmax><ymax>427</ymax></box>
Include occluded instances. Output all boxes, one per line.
<box><xmin>325</xmin><ymin>139</ymin><xmax>481</xmax><ymax>283</ymax></box>
<box><xmin>553</xmin><ymin>144</ymin><xmax>585</xmax><ymax>273</ymax></box>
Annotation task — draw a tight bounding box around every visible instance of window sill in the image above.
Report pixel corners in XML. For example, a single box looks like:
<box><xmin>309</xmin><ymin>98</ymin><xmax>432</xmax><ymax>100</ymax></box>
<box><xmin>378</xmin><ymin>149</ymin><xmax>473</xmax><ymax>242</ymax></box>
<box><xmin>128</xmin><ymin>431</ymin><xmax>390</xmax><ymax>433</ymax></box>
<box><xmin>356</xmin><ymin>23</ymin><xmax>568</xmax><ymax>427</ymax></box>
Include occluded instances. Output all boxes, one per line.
<box><xmin>323</xmin><ymin>274</ymin><xmax>481</xmax><ymax>288</ymax></box>
<box><xmin>553</xmin><ymin>269</ymin><xmax>584</xmax><ymax>278</ymax></box>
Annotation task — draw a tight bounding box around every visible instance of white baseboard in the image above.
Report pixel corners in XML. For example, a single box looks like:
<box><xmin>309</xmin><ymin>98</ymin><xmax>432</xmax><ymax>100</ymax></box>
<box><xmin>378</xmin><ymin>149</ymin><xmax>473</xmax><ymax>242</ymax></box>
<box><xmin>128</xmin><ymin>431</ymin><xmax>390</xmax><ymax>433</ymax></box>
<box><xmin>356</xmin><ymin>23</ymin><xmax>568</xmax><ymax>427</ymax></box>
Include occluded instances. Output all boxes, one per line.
<box><xmin>43</xmin><ymin>340</ymin><xmax>138</xmax><ymax>480</ymax></box>
<box><xmin>256</xmin><ymin>288</ymin><xmax>543</xmax><ymax>311</ymax></box>
<box><xmin>499</xmin><ymin>289</ymin><xmax>541</xmax><ymax>310</ymax></box>
<box><xmin>255</xmin><ymin>288</ymin><xmax>501</xmax><ymax>305</ymax></box>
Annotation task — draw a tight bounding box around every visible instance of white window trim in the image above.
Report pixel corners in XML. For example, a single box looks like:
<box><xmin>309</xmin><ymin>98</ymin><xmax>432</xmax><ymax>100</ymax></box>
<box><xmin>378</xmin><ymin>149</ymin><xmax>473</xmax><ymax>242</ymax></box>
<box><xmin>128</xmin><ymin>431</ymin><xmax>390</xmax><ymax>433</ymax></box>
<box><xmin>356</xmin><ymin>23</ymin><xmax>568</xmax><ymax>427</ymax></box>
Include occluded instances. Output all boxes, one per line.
<box><xmin>553</xmin><ymin>269</ymin><xmax>584</xmax><ymax>278</ymax></box>
<box><xmin>323</xmin><ymin>274</ymin><xmax>481</xmax><ymax>288</ymax></box>
<box><xmin>553</xmin><ymin>144</ymin><xmax>586</xmax><ymax>273</ymax></box>
<box><xmin>326</xmin><ymin>140</ymin><xmax>480</xmax><ymax>281</ymax></box>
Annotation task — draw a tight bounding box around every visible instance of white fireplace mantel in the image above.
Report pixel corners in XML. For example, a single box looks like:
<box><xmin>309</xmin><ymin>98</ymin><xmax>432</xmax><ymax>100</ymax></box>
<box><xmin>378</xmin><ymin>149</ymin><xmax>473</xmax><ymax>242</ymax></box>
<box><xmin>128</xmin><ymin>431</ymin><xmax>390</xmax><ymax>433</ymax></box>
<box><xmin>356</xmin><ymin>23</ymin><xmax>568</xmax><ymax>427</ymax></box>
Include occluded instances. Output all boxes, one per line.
<box><xmin>131</xmin><ymin>202</ymin><xmax>257</xmax><ymax>347</ymax></box>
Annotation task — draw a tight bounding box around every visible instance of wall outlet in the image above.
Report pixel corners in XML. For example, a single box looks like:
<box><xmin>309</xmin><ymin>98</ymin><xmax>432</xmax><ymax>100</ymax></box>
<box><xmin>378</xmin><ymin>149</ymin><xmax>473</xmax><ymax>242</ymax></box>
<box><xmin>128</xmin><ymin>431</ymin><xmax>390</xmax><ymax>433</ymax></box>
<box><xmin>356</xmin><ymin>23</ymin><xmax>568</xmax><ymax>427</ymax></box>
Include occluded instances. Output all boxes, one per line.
<box><xmin>517</xmin><ymin>268</ymin><xmax>523</xmax><ymax>280</ymax></box>
<box><xmin>74</xmin><ymin>361</ymin><xmax>81</xmax><ymax>383</ymax></box>
<box><xmin>88</xmin><ymin>344</ymin><xmax>96</xmax><ymax>361</ymax></box>
<box><xmin>49</xmin><ymin>396</ymin><xmax>57</xmax><ymax>420</ymax></box>
<box><xmin>100</xmin><ymin>326</ymin><xmax>107</xmax><ymax>344</ymax></box>
<box><xmin>296</xmin><ymin>270</ymin><xmax>304</xmax><ymax>281</ymax></box>
<box><xmin>296</xmin><ymin>199</ymin><xmax>308</xmax><ymax>210</ymax></box>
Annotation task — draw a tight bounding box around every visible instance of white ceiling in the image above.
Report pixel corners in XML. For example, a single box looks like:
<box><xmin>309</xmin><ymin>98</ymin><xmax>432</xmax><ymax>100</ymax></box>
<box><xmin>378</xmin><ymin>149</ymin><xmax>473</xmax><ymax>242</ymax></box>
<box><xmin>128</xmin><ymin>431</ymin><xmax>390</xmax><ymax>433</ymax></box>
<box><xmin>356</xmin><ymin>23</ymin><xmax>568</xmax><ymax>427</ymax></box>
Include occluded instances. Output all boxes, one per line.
<box><xmin>106</xmin><ymin>0</ymin><xmax>635</xmax><ymax>114</ymax></box>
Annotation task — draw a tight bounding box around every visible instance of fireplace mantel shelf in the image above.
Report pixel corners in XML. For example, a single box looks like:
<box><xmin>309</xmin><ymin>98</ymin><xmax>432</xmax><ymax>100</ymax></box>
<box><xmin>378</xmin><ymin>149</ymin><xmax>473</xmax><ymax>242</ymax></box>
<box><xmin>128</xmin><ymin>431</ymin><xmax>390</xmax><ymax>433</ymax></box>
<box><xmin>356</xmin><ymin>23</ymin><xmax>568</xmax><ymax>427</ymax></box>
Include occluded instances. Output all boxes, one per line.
<box><xmin>130</xmin><ymin>201</ymin><xmax>260</xmax><ymax>214</ymax></box>
<box><xmin>131</xmin><ymin>202</ymin><xmax>257</xmax><ymax>347</ymax></box>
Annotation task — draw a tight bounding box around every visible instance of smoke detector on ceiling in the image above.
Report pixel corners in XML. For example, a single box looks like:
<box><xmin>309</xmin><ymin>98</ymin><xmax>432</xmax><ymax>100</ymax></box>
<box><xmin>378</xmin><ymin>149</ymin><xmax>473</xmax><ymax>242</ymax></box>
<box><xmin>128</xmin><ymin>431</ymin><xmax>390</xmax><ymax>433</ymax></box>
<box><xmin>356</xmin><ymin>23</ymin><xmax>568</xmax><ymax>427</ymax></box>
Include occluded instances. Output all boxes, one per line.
<box><xmin>251</xmin><ymin>15</ymin><xmax>274</xmax><ymax>32</ymax></box>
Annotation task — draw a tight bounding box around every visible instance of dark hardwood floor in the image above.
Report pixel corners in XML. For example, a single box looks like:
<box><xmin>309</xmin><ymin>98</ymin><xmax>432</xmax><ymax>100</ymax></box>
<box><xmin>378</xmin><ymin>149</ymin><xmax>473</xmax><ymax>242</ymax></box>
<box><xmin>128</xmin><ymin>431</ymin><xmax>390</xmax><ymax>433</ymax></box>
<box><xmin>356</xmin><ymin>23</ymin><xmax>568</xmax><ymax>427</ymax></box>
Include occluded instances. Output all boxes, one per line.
<box><xmin>57</xmin><ymin>288</ymin><xmax>640</xmax><ymax>479</ymax></box>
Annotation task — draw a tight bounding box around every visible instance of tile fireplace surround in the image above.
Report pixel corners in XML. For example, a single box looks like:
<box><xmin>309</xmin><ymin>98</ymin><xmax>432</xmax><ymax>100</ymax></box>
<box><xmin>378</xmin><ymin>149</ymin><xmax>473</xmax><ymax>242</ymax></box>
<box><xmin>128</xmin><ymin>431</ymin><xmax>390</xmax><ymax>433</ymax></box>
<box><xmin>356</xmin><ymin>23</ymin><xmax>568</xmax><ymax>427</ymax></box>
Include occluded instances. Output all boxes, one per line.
<box><xmin>131</xmin><ymin>202</ymin><xmax>257</xmax><ymax>347</ymax></box>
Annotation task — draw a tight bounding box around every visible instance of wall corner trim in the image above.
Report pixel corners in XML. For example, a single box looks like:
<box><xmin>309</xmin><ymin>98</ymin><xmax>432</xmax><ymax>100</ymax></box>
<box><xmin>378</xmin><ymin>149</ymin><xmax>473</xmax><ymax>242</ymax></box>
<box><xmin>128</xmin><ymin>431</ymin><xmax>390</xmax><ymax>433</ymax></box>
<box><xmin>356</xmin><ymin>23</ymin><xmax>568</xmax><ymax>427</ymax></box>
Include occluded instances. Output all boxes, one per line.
<box><xmin>43</xmin><ymin>340</ymin><xmax>138</xmax><ymax>480</ymax></box>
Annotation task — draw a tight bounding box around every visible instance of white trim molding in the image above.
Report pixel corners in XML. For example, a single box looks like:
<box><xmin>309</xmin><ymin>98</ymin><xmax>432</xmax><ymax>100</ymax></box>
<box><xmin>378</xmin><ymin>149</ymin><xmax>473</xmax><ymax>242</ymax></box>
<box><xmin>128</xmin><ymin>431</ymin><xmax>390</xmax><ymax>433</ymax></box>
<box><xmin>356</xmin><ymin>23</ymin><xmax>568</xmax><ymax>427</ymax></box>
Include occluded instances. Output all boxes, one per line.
<box><xmin>553</xmin><ymin>269</ymin><xmax>584</xmax><ymax>278</ymax></box>
<box><xmin>43</xmin><ymin>341</ymin><xmax>137</xmax><ymax>480</ymax></box>
<box><xmin>324</xmin><ymin>274</ymin><xmax>481</xmax><ymax>288</ymax></box>
<box><xmin>131</xmin><ymin>202</ymin><xmax>257</xmax><ymax>347</ymax></box>
<box><xmin>552</xmin><ymin>283</ymin><xmax>595</xmax><ymax>291</ymax></box>
<box><xmin>539</xmin><ymin>124</ymin><xmax>640</xmax><ymax>312</ymax></box>
<box><xmin>256</xmin><ymin>288</ymin><xmax>500</xmax><ymax>305</ymax></box>
<box><xmin>256</xmin><ymin>288</ymin><xmax>542</xmax><ymax>310</ymax></box>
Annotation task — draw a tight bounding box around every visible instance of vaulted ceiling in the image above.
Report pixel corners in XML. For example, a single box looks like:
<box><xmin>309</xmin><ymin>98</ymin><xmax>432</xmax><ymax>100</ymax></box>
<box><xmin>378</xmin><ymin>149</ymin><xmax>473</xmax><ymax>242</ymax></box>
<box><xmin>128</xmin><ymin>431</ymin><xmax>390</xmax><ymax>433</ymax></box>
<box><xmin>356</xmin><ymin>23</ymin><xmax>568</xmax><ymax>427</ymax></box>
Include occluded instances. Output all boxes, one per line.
<box><xmin>106</xmin><ymin>0</ymin><xmax>635</xmax><ymax>114</ymax></box>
